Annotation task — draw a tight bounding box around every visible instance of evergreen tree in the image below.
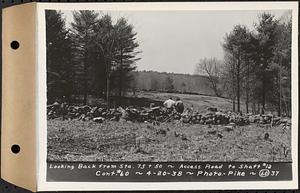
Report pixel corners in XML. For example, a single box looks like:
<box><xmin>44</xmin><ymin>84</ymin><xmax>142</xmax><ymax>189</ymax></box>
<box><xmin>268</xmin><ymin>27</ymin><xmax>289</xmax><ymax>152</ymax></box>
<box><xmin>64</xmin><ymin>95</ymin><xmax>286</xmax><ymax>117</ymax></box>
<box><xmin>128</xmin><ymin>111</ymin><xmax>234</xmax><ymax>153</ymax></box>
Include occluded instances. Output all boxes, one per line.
<box><xmin>252</xmin><ymin>13</ymin><xmax>280</xmax><ymax>114</ymax></box>
<box><xmin>272</xmin><ymin>14</ymin><xmax>292</xmax><ymax>115</ymax></box>
<box><xmin>112</xmin><ymin>17</ymin><xmax>140</xmax><ymax>96</ymax></box>
<box><xmin>70</xmin><ymin>10</ymin><xmax>99</xmax><ymax>103</ymax></box>
<box><xmin>223</xmin><ymin>25</ymin><xmax>252</xmax><ymax>113</ymax></box>
<box><xmin>221</xmin><ymin>12</ymin><xmax>291</xmax><ymax>115</ymax></box>
<box><xmin>93</xmin><ymin>14</ymin><xmax>117</xmax><ymax>106</ymax></box>
<box><xmin>46</xmin><ymin>10</ymin><xmax>73</xmax><ymax>102</ymax></box>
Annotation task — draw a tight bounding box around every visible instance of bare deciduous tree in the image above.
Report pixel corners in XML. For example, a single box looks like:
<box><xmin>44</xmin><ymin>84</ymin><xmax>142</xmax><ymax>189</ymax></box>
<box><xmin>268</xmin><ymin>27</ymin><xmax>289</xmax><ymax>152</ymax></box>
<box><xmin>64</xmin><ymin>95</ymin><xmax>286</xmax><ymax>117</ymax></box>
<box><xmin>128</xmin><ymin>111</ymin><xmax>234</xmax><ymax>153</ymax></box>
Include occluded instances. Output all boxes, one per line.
<box><xmin>195</xmin><ymin>57</ymin><xmax>223</xmax><ymax>97</ymax></box>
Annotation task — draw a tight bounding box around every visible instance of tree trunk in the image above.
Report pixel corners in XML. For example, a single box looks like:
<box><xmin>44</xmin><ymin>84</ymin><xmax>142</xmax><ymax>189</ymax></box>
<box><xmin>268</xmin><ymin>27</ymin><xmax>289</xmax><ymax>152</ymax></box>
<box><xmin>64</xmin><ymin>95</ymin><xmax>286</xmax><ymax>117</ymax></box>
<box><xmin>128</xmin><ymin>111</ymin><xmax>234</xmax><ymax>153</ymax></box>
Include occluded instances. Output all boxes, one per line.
<box><xmin>118</xmin><ymin>49</ymin><xmax>123</xmax><ymax>97</ymax></box>
<box><xmin>278</xmin><ymin>64</ymin><xmax>282</xmax><ymax>116</ymax></box>
<box><xmin>83</xmin><ymin>29</ymin><xmax>89</xmax><ymax>104</ymax></box>
<box><xmin>213</xmin><ymin>83</ymin><xmax>220</xmax><ymax>97</ymax></box>
<box><xmin>232</xmin><ymin>97</ymin><xmax>236</xmax><ymax>112</ymax></box>
<box><xmin>252</xmin><ymin>102</ymin><xmax>256</xmax><ymax>114</ymax></box>
<box><xmin>106</xmin><ymin>74</ymin><xmax>110</xmax><ymax>108</ymax></box>
<box><xmin>246</xmin><ymin>97</ymin><xmax>249</xmax><ymax>113</ymax></box>
<box><xmin>236</xmin><ymin>55</ymin><xmax>241</xmax><ymax>113</ymax></box>
<box><xmin>231</xmin><ymin>55</ymin><xmax>236</xmax><ymax>112</ymax></box>
<box><xmin>246</xmin><ymin>58</ymin><xmax>249</xmax><ymax>113</ymax></box>
<box><xmin>262</xmin><ymin>73</ymin><xmax>266</xmax><ymax>115</ymax></box>
<box><xmin>105</xmin><ymin>56</ymin><xmax>110</xmax><ymax>108</ymax></box>
<box><xmin>83</xmin><ymin>50</ymin><xmax>88</xmax><ymax>104</ymax></box>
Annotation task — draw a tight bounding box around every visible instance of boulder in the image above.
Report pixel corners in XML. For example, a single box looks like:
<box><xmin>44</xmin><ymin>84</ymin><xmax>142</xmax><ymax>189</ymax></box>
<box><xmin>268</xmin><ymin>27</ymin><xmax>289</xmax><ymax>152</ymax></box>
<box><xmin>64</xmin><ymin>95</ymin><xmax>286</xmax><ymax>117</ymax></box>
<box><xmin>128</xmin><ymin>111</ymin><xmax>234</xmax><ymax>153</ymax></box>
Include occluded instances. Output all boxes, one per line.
<box><xmin>224</xmin><ymin>125</ymin><xmax>234</xmax><ymax>132</ymax></box>
<box><xmin>208</xmin><ymin>107</ymin><xmax>218</xmax><ymax>112</ymax></box>
<box><xmin>93</xmin><ymin>117</ymin><xmax>105</xmax><ymax>123</ymax></box>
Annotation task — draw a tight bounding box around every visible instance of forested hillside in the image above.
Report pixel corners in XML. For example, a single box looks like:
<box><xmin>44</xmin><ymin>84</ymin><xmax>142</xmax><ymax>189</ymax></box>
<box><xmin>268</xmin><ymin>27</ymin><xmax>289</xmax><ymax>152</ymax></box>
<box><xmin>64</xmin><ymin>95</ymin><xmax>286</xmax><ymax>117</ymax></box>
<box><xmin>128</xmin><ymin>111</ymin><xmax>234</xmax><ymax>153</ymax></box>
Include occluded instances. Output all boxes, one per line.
<box><xmin>130</xmin><ymin>71</ymin><xmax>214</xmax><ymax>95</ymax></box>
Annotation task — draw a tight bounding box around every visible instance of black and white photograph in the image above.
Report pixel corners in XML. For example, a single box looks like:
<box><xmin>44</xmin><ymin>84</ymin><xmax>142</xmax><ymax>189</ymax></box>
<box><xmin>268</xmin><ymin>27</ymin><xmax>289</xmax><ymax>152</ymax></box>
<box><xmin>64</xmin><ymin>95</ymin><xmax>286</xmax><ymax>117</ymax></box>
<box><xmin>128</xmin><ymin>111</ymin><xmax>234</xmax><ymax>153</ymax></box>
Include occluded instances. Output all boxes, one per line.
<box><xmin>46</xmin><ymin>8</ymin><xmax>293</xmax><ymax>162</ymax></box>
<box><xmin>40</xmin><ymin>3</ymin><xmax>299</xmax><ymax>187</ymax></box>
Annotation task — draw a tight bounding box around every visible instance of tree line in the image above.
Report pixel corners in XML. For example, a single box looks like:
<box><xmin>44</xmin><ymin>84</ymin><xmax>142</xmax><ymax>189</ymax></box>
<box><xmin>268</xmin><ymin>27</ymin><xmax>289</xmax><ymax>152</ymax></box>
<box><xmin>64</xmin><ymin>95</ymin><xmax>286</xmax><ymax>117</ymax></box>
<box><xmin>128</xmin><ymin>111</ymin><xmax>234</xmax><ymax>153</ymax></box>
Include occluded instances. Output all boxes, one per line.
<box><xmin>130</xmin><ymin>71</ymin><xmax>214</xmax><ymax>95</ymax></box>
<box><xmin>46</xmin><ymin>10</ymin><xmax>140</xmax><ymax>105</ymax></box>
<box><xmin>195</xmin><ymin>12</ymin><xmax>292</xmax><ymax>116</ymax></box>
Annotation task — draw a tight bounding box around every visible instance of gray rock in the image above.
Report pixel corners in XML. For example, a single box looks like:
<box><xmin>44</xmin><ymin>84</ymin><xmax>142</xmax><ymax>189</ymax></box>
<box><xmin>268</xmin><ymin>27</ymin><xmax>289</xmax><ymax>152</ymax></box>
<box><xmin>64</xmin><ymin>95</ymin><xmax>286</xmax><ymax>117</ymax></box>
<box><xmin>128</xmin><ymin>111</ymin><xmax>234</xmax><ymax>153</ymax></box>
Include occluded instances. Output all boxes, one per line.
<box><xmin>93</xmin><ymin>117</ymin><xmax>105</xmax><ymax>123</ymax></box>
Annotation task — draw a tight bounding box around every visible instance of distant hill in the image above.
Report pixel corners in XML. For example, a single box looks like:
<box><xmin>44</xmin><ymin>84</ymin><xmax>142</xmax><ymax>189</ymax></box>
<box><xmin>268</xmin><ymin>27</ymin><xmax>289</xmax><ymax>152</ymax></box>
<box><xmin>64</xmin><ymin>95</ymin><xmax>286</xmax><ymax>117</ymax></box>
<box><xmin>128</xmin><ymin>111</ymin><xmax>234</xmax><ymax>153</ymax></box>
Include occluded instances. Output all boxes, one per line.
<box><xmin>131</xmin><ymin>70</ymin><xmax>214</xmax><ymax>96</ymax></box>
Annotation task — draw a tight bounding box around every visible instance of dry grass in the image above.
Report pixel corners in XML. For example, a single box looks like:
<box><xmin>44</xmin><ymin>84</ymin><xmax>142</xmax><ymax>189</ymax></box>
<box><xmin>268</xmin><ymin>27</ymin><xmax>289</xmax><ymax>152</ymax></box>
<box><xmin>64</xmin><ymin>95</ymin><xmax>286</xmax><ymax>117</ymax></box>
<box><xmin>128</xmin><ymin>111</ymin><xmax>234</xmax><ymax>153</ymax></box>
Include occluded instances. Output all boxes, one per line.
<box><xmin>47</xmin><ymin>119</ymin><xmax>291</xmax><ymax>162</ymax></box>
<box><xmin>135</xmin><ymin>91</ymin><xmax>247</xmax><ymax>112</ymax></box>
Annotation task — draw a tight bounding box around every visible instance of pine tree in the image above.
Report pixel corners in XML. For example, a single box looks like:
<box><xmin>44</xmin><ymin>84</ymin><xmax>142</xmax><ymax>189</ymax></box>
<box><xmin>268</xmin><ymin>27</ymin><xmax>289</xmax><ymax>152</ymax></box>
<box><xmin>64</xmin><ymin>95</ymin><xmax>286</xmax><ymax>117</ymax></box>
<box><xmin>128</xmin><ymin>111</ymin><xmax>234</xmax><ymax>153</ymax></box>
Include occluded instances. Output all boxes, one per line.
<box><xmin>46</xmin><ymin>10</ymin><xmax>73</xmax><ymax>102</ymax></box>
<box><xmin>223</xmin><ymin>25</ymin><xmax>251</xmax><ymax>113</ymax></box>
<box><xmin>113</xmin><ymin>17</ymin><xmax>140</xmax><ymax>97</ymax></box>
<box><xmin>93</xmin><ymin>14</ymin><xmax>116</xmax><ymax>106</ymax></box>
<box><xmin>70</xmin><ymin>10</ymin><xmax>99</xmax><ymax>103</ymax></box>
<box><xmin>252</xmin><ymin>13</ymin><xmax>280</xmax><ymax>114</ymax></box>
<box><xmin>272</xmin><ymin>13</ymin><xmax>292</xmax><ymax>115</ymax></box>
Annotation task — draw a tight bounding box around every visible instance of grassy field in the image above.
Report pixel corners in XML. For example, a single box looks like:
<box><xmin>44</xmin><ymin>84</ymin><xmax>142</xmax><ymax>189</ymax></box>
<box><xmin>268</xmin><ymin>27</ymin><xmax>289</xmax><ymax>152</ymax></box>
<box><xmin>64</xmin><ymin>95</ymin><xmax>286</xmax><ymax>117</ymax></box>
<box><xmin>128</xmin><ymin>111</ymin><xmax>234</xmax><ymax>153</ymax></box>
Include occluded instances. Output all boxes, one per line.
<box><xmin>47</xmin><ymin>119</ymin><xmax>291</xmax><ymax>162</ymax></box>
<box><xmin>134</xmin><ymin>91</ymin><xmax>247</xmax><ymax>113</ymax></box>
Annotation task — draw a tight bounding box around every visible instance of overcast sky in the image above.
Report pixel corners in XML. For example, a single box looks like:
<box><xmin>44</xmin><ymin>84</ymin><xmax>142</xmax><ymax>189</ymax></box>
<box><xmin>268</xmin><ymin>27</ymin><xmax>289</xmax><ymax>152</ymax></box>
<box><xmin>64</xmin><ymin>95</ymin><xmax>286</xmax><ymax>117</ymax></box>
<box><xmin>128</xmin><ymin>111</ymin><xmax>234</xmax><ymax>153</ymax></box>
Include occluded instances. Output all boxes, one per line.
<box><xmin>61</xmin><ymin>10</ymin><xmax>289</xmax><ymax>74</ymax></box>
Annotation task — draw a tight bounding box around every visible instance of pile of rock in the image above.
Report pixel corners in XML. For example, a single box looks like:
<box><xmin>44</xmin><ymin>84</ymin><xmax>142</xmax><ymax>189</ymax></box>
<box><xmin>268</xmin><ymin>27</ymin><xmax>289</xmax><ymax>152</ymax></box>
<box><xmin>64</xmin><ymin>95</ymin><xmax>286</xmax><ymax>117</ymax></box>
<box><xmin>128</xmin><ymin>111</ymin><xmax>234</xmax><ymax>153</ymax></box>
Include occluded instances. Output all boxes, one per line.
<box><xmin>228</xmin><ymin>112</ymin><xmax>250</xmax><ymax>126</ymax></box>
<box><xmin>181</xmin><ymin>111</ymin><xmax>231</xmax><ymax>125</ymax></box>
<box><xmin>47</xmin><ymin>102</ymin><xmax>287</xmax><ymax>126</ymax></box>
<box><xmin>248</xmin><ymin>114</ymin><xmax>281</xmax><ymax>125</ymax></box>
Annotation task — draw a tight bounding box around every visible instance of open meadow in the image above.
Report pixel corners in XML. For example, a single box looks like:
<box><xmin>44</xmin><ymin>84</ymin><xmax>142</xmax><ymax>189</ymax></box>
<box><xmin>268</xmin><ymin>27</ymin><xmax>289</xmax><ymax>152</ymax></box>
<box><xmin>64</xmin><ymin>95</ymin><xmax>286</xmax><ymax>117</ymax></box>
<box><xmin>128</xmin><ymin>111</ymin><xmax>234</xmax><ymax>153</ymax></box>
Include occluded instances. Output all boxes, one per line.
<box><xmin>134</xmin><ymin>91</ymin><xmax>247</xmax><ymax>113</ymax></box>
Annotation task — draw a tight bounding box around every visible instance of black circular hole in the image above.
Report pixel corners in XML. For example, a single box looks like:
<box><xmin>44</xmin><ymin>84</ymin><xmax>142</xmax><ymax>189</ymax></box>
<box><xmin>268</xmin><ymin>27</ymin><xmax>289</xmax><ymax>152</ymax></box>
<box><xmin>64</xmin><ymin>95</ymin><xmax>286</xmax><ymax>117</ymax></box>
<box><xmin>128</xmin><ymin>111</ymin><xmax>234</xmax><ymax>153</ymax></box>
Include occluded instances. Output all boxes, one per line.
<box><xmin>10</xmin><ymin>41</ymin><xmax>20</xmax><ymax>50</ymax></box>
<box><xmin>11</xmin><ymin>144</ymin><xmax>20</xmax><ymax>154</ymax></box>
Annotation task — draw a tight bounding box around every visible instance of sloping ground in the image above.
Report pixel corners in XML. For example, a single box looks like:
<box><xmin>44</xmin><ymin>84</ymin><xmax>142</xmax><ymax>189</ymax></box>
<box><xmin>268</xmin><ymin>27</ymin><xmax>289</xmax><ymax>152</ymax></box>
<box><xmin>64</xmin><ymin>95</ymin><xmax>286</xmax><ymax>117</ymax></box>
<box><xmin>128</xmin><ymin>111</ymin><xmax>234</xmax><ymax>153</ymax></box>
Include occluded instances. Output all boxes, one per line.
<box><xmin>135</xmin><ymin>91</ymin><xmax>245</xmax><ymax>112</ymax></box>
<box><xmin>47</xmin><ymin>119</ymin><xmax>291</xmax><ymax>162</ymax></box>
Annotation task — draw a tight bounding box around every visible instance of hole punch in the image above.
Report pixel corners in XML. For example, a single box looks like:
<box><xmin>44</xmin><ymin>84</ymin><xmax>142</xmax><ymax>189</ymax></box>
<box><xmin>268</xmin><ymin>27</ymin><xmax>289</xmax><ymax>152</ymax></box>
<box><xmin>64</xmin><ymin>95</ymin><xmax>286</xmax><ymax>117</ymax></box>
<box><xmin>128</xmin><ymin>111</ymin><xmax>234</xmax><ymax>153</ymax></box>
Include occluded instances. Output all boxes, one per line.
<box><xmin>10</xmin><ymin>41</ymin><xmax>20</xmax><ymax>50</ymax></box>
<box><xmin>11</xmin><ymin>144</ymin><xmax>20</xmax><ymax>154</ymax></box>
